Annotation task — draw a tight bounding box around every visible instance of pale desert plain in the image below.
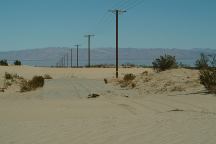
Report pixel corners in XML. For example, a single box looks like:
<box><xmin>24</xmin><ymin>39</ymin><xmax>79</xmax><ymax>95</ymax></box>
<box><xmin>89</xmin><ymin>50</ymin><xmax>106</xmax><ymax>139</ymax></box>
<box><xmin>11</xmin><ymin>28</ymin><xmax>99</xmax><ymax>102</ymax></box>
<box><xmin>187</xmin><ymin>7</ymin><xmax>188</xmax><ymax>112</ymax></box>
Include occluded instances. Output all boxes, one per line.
<box><xmin>0</xmin><ymin>66</ymin><xmax>216</xmax><ymax>144</ymax></box>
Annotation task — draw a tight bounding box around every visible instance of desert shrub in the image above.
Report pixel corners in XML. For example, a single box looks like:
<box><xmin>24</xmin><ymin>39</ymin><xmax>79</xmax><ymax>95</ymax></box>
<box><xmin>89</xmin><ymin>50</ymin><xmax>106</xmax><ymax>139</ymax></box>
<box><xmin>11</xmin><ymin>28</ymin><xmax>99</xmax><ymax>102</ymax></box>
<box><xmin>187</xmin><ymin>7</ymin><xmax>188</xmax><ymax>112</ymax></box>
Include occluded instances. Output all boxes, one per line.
<box><xmin>197</xmin><ymin>53</ymin><xmax>216</xmax><ymax>93</ymax></box>
<box><xmin>104</xmin><ymin>78</ymin><xmax>108</xmax><ymax>84</ymax></box>
<box><xmin>200</xmin><ymin>69</ymin><xmax>216</xmax><ymax>94</ymax></box>
<box><xmin>43</xmin><ymin>74</ymin><xmax>52</xmax><ymax>79</ymax></box>
<box><xmin>20</xmin><ymin>80</ymin><xmax>31</xmax><ymax>92</ymax></box>
<box><xmin>131</xmin><ymin>82</ymin><xmax>136</xmax><ymax>88</ymax></box>
<box><xmin>195</xmin><ymin>53</ymin><xmax>209</xmax><ymax>69</ymax></box>
<box><xmin>29</xmin><ymin>76</ymin><xmax>44</xmax><ymax>89</ymax></box>
<box><xmin>152</xmin><ymin>54</ymin><xmax>177</xmax><ymax>72</ymax></box>
<box><xmin>119</xmin><ymin>74</ymin><xmax>136</xmax><ymax>88</ymax></box>
<box><xmin>123</xmin><ymin>73</ymin><xmax>136</xmax><ymax>81</ymax></box>
<box><xmin>14</xmin><ymin>60</ymin><xmax>21</xmax><ymax>66</ymax></box>
<box><xmin>0</xmin><ymin>59</ymin><xmax>8</xmax><ymax>66</ymax></box>
<box><xmin>4</xmin><ymin>72</ymin><xmax>13</xmax><ymax>80</ymax></box>
<box><xmin>142</xmin><ymin>71</ymin><xmax>149</xmax><ymax>76</ymax></box>
<box><xmin>20</xmin><ymin>76</ymin><xmax>44</xmax><ymax>92</ymax></box>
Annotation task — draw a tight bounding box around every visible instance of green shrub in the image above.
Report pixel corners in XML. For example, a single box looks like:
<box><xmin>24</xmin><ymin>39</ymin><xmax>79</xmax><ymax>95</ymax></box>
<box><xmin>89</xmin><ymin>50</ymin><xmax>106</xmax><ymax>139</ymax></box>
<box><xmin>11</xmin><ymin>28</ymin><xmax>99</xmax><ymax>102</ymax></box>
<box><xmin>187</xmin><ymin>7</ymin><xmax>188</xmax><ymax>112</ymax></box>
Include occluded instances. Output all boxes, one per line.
<box><xmin>14</xmin><ymin>60</ymin><xmax>21</xmax><ymax>66</ymax></box>
<box><xmin>0</xmin><ymin>59</ymin><xmax>8</xmax><ymax>66</ymax></box>
<box><xmin>200</xmin><ymin>69</ymin><xmax>216</xmax><ymax>94</ymax></box>
<box><xmin>152</xmin><ymin>54</ymin><xmax>177</xmax><ymax>72</ymax></box>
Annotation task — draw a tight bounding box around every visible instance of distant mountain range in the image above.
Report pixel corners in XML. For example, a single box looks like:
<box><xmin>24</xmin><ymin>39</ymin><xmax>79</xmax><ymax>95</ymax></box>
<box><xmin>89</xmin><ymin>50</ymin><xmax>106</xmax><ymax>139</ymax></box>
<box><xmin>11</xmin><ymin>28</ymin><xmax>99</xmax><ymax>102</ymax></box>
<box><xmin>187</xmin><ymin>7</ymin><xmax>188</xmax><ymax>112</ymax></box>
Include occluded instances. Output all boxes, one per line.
<box><xmin>0</xmin><ymin>47</ymin><xmax>215</xmax><ymax>67</ymax></box>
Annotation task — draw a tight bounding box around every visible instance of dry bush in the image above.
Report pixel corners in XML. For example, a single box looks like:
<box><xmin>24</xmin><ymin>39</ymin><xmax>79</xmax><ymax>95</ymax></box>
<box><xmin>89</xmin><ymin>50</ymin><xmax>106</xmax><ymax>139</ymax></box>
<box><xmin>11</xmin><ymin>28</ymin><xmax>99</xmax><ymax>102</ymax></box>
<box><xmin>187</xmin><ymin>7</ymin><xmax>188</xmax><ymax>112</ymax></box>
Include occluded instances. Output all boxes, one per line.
<box><xmin>200</xmin><ymin>69</ymin><xmax>216</xmax><ymax>94</ymax></box>
<box><xmin>20</xmin><ymin>76</ymin><xmax>44</xmax><ymax>92</ymax></box>
<box><xmin>4</xmin><ymin>72</ymin><xmax>13</xmax><ymax>80</ymax></box>
<box><xmin>29</xmin><ymin>76</ymin><xmax>44</xmax><ymax>89</ymax></box>
<box><xmin>119</xmin><ymin>74</ymin><xmax>136</xmax><ymax>88</ymax></box>
<box><xmin>20</xmin><ymin>80</ymin><xmax>31</xmax><ymax>92</ymax></box>
<box><xmin>123</xmin><ymin>73</ymin><xmax>136</xmax><ymax>81</ymax></box>
<box><xmin>43</xmin><ymin>74</ymin><xmax>52</xmax><ymax>79</ymax></box>
<box><xmin>104</xmin><ymin>78</ymin><xmax>108</xmax><ymax>84</ymax></box>
<box><xmin>142</xmin><ymin>71</ymin><xmax>149</xmax><ymax>76</ymax></box>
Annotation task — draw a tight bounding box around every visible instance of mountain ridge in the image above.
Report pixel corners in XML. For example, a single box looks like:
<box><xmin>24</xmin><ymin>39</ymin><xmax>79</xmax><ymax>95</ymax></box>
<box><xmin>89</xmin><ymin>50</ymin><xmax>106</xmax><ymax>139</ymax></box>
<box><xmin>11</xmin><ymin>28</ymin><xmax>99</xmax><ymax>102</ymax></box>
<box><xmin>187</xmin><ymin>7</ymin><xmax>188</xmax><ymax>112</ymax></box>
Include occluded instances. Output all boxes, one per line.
<box><xmin>0</xmin><ymin>47</ymin><xmax>215</xmax><ymax>66</ymax></box>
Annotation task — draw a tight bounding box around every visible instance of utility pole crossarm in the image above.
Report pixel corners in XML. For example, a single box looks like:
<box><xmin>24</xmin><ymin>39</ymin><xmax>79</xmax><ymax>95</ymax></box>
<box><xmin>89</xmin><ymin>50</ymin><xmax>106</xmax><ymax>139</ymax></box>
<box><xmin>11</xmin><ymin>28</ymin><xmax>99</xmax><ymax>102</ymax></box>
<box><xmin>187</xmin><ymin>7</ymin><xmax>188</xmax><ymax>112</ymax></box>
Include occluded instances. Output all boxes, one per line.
<box><xmin>108</xmin><ymin>9</ymin><xmax>127</xmax><ymax>14</ymax></box>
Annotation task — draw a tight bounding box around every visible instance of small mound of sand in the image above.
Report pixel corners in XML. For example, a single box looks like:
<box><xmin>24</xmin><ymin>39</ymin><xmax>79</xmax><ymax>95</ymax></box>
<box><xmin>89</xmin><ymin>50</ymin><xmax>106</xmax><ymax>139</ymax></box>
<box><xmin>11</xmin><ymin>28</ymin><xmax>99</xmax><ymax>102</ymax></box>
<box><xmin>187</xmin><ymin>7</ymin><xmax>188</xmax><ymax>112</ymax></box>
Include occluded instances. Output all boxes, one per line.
<box><xmin>135</xmin><ymin>68</ymin><xmax>202</xmax><ymax>94</ymax></box>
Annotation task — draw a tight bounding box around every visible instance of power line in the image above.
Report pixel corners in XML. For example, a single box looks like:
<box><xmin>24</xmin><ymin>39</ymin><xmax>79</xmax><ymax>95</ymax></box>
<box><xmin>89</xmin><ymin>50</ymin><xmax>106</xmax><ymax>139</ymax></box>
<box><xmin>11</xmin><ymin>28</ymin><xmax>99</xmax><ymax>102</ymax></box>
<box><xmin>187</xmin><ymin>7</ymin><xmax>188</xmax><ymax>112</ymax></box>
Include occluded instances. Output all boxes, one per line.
<box><xmin>124</xmin><ymin>0</ymin><xmax>145</xmax><ymax>10</ymax></box>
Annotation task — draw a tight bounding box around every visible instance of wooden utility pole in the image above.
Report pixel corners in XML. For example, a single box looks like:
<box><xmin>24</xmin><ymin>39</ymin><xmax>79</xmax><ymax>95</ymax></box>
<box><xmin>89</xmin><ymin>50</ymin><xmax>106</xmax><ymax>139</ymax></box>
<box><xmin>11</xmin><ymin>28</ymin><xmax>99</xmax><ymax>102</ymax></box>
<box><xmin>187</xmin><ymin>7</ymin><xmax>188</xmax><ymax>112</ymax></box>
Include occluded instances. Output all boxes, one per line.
<box><xmin>71</xmin><ymin>48</ymin><xmax>73</xmax><ymax>68</ymax></box>
<box><xmin>74</xmin><ymin>44</ymin><xmax>81</xmax><ymax>68</ymax></box>
<box><xmin>109</xmin><ymin>9</ymin><xmax>126</xmax><ymax>78</ymax></box>
<box><xmin>84</xmin><ymin>34</ymin><xmax>95</xmax><ymax>67</ymax></box>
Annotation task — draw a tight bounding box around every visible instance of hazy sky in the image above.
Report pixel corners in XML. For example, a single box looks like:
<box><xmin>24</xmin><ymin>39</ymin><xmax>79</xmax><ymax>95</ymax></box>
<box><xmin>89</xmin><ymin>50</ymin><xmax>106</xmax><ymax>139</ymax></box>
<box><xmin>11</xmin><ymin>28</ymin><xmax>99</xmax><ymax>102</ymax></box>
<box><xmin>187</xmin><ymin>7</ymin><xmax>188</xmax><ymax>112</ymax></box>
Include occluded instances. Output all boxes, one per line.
<box><xmin>0</xmin><ymin>0</ymin><xmax>215</xmax><ymax>51</ymax></box>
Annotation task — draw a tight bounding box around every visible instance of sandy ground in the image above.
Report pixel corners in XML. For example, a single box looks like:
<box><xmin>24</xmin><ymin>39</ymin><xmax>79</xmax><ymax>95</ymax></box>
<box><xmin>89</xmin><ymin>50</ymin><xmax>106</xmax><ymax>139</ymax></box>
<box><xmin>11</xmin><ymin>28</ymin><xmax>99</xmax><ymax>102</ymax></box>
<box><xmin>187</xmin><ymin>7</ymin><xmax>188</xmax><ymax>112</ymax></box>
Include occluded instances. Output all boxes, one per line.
<box><xmin>0</xmin><ymin>66</ymin><xmax>216</xmax><ymax>144</ymax></box>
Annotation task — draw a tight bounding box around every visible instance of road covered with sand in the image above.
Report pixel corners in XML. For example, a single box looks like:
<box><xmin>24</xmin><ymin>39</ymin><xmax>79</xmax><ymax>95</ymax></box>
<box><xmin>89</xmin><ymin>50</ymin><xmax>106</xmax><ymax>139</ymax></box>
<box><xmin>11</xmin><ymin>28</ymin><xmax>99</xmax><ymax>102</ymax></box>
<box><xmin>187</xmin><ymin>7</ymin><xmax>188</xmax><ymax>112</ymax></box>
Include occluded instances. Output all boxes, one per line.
<box><xmin>0</xmin><ymin>66</ymin><xmax>216</xmax><ymax>144</ymax></box>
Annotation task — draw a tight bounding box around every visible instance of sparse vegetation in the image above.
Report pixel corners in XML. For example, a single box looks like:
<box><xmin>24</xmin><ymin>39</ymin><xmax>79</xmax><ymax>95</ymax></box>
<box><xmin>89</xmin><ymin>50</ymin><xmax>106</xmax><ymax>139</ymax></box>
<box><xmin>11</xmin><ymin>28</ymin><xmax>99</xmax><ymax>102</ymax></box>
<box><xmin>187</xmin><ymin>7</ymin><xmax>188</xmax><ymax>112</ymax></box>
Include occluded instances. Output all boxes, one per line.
<box><xmin>43</xmin><ymin>74</ymin><xmax>52</xmax><ymax>79</ymax></box>
<box><xmin>119</xmin><ymin>73</ymin><xmax>136</xmax><ymax>88</ymax></box>
<box><xmin>29</xmin><ymin>76</ymin><xmax>45</xmax><ymax>89</ymax></box>
<box><xmin>195</xmin><ymin>53</ymin><xmax>209</xmax><ymax>69</ymax></box>
<box><xmin>200</xmin><ymin>69</ymin><xmax>216</xmax><ymax>94</ymax></box>
<box><xmin>0</xmin><ymin>59</ymin><xmax>8</xmax><ymax>66</ymax></box>
<box><xmin>20</xmin><ymin>76</ymin><xmax>45</xmax><ymax>92</ymax></box>
<box><xmin>152</xmin><ymin>54</ymin><xmax>177</xmax><ymax>72</ymax></box>
<box><xmin>197</xmin><ymin>53</ymin><xmax>216</xmax><ymax>94</ymax></box>
<box><xmin>91</xmin><ymin>64</ymin><xmax>115</xmax><ymax>68</ymax></box>
<box><xmin>4</xmin><ymin>72</ymin><xmax>13</xmax><ymax>80</ymax></box>
<box><xmin>142</xmin><ymin>71</ymin><xmax>148</xmax><ymax>76</ymax></box>
<box><xmin>104</xmin><ymin>78</ymin><xmax>108</xmax><ymax>84</ymax></box>
<box><xmin>123</xmin><ymin>73</ymin><xmax>136</xmax><ymax>81</ymax></box>
<box><xmin>121</xmin><ymin>63</ymin><xmax>136</xmax><ymax>68</ymax></box>
<box><xmin>14</xmin><ymin>60</ymin><xmax>22</xmax><ymax>66</ymax></box>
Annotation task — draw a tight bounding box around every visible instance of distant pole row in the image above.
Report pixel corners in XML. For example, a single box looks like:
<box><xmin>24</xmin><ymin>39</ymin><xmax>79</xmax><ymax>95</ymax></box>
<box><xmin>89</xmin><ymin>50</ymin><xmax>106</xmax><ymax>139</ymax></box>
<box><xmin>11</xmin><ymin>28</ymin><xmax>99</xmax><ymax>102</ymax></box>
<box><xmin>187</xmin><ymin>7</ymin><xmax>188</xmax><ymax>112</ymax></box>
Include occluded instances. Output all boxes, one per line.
<box><xmin>56</xmin><ymin>9</ymin><xmax>126</xmax><ymax>79</ymax></box>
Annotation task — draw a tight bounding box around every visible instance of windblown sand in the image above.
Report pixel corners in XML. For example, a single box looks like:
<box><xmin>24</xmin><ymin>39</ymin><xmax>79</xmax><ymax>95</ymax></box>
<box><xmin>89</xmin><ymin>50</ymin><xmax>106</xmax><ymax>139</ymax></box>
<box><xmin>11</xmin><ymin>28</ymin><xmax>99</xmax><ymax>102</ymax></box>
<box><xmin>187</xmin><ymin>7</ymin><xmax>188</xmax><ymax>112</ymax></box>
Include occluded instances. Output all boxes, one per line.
<box><xmin>0</xmin><ymin>66</ymin><xmax>216</xmax><ymax>144</ymax></box>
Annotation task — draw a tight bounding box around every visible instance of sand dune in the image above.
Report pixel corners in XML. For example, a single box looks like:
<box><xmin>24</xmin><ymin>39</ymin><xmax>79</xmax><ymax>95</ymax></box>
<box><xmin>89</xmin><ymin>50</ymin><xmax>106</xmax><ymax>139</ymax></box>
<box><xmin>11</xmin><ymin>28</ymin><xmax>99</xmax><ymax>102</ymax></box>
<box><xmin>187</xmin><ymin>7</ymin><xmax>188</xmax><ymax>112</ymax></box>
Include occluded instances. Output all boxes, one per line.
<box><xmin>0</xmin><ymin>66</ymin><xmax>216</xmax><ymax>144</ymax></box>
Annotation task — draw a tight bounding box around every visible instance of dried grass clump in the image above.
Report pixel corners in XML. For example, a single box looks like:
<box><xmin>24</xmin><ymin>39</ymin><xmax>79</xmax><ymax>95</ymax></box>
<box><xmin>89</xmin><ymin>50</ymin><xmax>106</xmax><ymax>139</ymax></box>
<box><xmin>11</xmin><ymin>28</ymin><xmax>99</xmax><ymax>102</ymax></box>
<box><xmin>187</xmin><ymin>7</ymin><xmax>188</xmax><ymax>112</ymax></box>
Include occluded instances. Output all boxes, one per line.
<box><xmin>119</xmin><ymin>73</ymin><xmax>136</xmax><ymax>88</ymax></box>
<box><xmin>20</xmin><ymin>76</ymin><xmax>44</xmax><ymax>92</ymax></box>
<box><xmin>142</xmin><ymin>71</ymin><xmax>149</xmax><ymax>76</ymax></box>
<box><xmin>123</xmin><ymin>73</ymin><xmax>136</xmax><ymax>82</ymax></box>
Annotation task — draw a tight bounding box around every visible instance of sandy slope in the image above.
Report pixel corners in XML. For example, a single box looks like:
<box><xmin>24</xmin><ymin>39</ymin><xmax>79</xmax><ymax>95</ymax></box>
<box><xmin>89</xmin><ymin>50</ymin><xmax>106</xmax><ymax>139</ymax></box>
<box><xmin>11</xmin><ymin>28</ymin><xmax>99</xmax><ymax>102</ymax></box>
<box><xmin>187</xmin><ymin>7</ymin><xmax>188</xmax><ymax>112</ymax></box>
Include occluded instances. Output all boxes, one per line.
<box><xmin>0</xmin><ymin>66</ymin><xmax>216</xmax><ymax>144</ymax></box>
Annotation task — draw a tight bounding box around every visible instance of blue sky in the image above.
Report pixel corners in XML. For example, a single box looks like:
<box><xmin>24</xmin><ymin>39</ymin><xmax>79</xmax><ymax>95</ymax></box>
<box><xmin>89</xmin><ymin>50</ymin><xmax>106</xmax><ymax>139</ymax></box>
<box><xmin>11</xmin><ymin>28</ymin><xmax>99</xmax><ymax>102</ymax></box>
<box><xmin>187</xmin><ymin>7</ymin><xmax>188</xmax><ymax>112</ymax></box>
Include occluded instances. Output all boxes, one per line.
<box><xmin>0</xmin><ymin>0</ymin><xmax>215</xmax><ymax>51</ymax></box>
